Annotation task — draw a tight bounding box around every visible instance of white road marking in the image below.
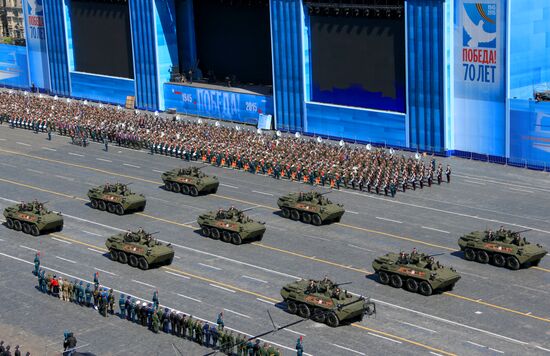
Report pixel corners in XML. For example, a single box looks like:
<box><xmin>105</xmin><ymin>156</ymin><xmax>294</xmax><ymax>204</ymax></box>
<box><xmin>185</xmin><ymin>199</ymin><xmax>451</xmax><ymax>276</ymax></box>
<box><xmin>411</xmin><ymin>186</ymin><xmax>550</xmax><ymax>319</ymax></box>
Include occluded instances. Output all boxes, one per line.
<box><xmin>152</xmin><ymin>169</ymin><xmax>165</xmax><ymax>173</ymax></box>
<box><xmin>148</xmin><ymin>196</ymin><xmax>170</xmax><ymax>203</ymax></box>
<box><xmin>367</xmin><ymin>332</ymin><xmax>402</xmax><ymax>344</ymax></box>
<box><xmin>82</xmin><ymin>230</ymin><xmax>102</xmax><ymax>237</ymax></box>
<box><xmin>96</xmin><ymin>158</ymin><xmax>112</xmax><ymax>163</ymax></box>
<box><xmin>509</xmin><ymin>187</ymin><xmax>534</xmax><ymax>193</ymax></box>
<box><xmin>132</xmin><ymin>279</ymin><xmax>156</xmax><ymax>288</ymax></box>
<box><xmin>489</xmin><ymin>348</ymin><xmax>504</xmax><ymax>354</ymax></box>
<box><xmin>475</xmin><ymin>311</ymin><xmax>483</xmax><ymax>315</ymax></box>
<box><xmin>347</xmin><ymin>210</ymin><xmax>359</xmax><ymax>214</ymax></box>
<box><xmin>0</xmin><ymin>238</ymin><xmax>4</xmax><ymax>241</ymax></box>
<box><xmin>165</xmin><ymin>271</ymin><xmax>190</xmax><ymax>279</ymax></box>
<box><xmin>331</xmin><ymin>344</ymin><xmax>366</xmax><ymax>355</ymax></box>
<box><xmin>458</xmin><ymin>271</ymin><xmax>489</xmax><ymax>280</ymax></box>
<box><xmin>526</xmin><ymin>312</ymin><xmax>532</xmax><ymax>315</ymax></box>
<box><xmin>19</xmin><ymin>245</ymin><xmax>38</xmax><ymax>252</ymax></box>
<box><xmin>42</xmin><ymin>147</ymin><xmax>56</xmax><ymax>151</ymax></box>
<box><xmin>347</xmin><ymin>244</ymin><xmax>374</xmax><ymax>252</ymax></box>
<box><xmin>284</xmin><ymin>329</ymin><xmax>306</xmax><ymax>336</ymax></box>
<box><xmin>209</xmin><ymin>284</ymin><xmax>236</xmax><ymax>293</ymax></box>
<box><xmin>512</xmin><ymin>284</ymin><xmax>548</xmax><ymax>294</ymax></box>
<box><xmin>466</xmin><ymin>341</ymin><xmax>486</xmax><ymax>348</ymax></box>
<box><xmin>123</xmin><ymin>163</ymin><xmax>140</xmax><ymax>168</ymax></box>
<box><xmin>536</xmin><ymin>346</ymin><xmax>550</xmax><ymax>353</ymax></box>
<box><xmin>68</xmin><ymin>152</ymin><xmax>84</xmax><ymax>157</ymax></box>
<box><xmin>174</xmin><ymin>256</ymin><xmax>181</xmax><ymax>259</ymax></box>
<box><xmin>430</xmin><ymin>352</ymin><xmax>444</xmax><ymax>356</ymax></box>
<box><xmin>181</xmin><ymin>220</ymin><xmax>197</xmax><ymax>226</ymax></box>
<box><xmin>177</xmin><ymin>293</ymin><xmax>201</xmax><ymax>303</ymax></box>
<box><xmin>87</xmin><ymin>248</ymin><xmax>104</xmax><ymax>254</ymax></box>
<box><xmin>375</xmin><ymin>216</ymin><xmax>402</xmax><ymax>224</ymax></box>
<box><xmin>421</xmin><ymin>226</ymin><xmax>450</xmax><ymax>234</ymax></box>
<box><xmin>301</xmin><ymin>234</ymin><xmax>330</xmax><ymax>242</ymax></box>
<box><xmin>241</xmin><ymin>275</ymin><xmax>268</xmax><ymax>283</ymax></box>
<box><xmin>0</xmin><ymin>162</ymin><xmax>16</xmax><ymax>167</ymax></box>
<box><xmin>51</xmin><ymin>237</ymin><xmax>72</xmax><ymax>244</ymax></box>
<box><xmin>396</xmin><ymin>320</ymin><xmax>437</xmax><ymax>333</ymax></box>
<box><xmin>0</xmin><ymin>138</ymin><xmax>5</xmax><ymax>140</ymax></box>
<box><xmin>56</xmin><ymin>256</ymin><xmax>76</xmax><ymax>264</ymax></box>
<box><xmin>55</xmin><ymin>175</ymin><xmax>74</xmax><ymax>181</ymax></box>
<box><xmin>94</xmin><ymin>268</ymin><xmax>116</xmax><ymax>276</ymax></box>
<box><xmin>256</xmin><ymin>298</ymin><xmax>275</xmax><ymax>305</ymax></box>
<box><xmin>464</xmin><ymin>180</ymin><xmax>486</xmax><ymax>185</ymax></box>
<box><xmin>198</xmin><ymin>262</ymin><xmax>222</xmax><ymax>270</ymax></box>
<box><xmin>16</xmin><ymin>142</ymin><xmax>31</xmax><ymax>146</ymax></box>
<box><xmin>252</xmin><ymin>190</ymin><xmax>274</xmax><ymax>196</ymax></box>
<box><xmin>26</xmin><ymin>168</ymin><xmax>44</xmax><ymax>174</ymax></box>
<box><xmin>224</xmin><ymin>308</ymin><xmax>251</xmax><ymax>319</ymax></box>
<box><xmin>220</xmin><ymin>183</ymin><xmax>238</xmax><ymax>189</ymax></box>
<box><xmin>455</xmin><ymin>173</ymin><xmax>550</xmax><ymax>193</ymax></box>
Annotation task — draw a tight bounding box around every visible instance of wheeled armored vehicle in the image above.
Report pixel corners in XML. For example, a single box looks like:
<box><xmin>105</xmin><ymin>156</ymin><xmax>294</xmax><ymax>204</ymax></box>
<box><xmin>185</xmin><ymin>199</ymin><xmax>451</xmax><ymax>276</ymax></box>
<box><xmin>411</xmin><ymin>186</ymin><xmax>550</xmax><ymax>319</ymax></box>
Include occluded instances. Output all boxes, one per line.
<box><xmin>161</xmin><ymin>166</ymin><xmax>219</xmax><ymax>196</ymax></box>
<box><xmin>87</xmin><ymin>183</ymin><xmax>146</xmax><ymax>215</ymax></box>
<box><xmin>372</xmin><ymin>251</ymin><xmax>461</xmax><ymax>296</ymax></box>
<box><xmin>277</xmin><ymin>191</ymin><xmax>344</xmax><ymax>225</ymax></box>
<box><xmin>458</xmin><ymin>229</ymin><xmax>547</xmax><ymax>270</ymax></box>
<box><xmin>105</xmin><ymin>229</ymin><xmax>174</xmax><ymax>270</ymax></box>
<box><xmin>280</xmin><ymin>278</ymin><xmax>375</xmax><ymax>327</ymax></box>
<box><xmin>197</xmin><ymin>207</ymin><xmax>265</xmax><ymax>245</ymax></box>
<box><xmin>3</xmin><ymin>201</ymin><xmax>63</xmax><ymax>236</ymax></box>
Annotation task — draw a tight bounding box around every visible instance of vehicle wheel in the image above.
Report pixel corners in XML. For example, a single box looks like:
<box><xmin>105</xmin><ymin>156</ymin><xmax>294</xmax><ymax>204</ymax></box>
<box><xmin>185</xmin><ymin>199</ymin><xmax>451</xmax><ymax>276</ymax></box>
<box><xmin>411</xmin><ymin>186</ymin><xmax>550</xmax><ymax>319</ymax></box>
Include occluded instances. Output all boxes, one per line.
<box><xmin>107</xmin><ymin>203</ymin><xmax>116</xmax><ymax>213</ymax></box>
<box><xmin>138</xmin><ymin>257</ymin><xmax>149</xmax><ymax>270</ymax></box>
<box><xmin>530</xmin><ymin>259</ymin><xmax>541</xmax><ymax>267</ymax></box>
<box><xmin>290</xmin><ymin>209</ymin><xmax>300</xmax><ymax>221</ymax></box>
<box><xmin>109</xmin><ymin>250</ymin><xmax>118</xmax><ymax>261</ymax></box>
<box><xmin>301</xmin><ymin>212</ymin><xmax>312</xmax><ymax>224</ymax></box>
<box><xmin>189</xmin><ymin>186</ymin><xmax>199</xmax><ymax>197</ymax></box>
<box><xmin>492</xmin><ymin>253</ymin><xmax>506</xmax><ymax>267</ymax></box>
<box><xmin>128</xmin><ymin>254</ymin><xmax>138</xmax><ymax>267</ymax></box>
<box><xmin>311</xmin><ymin>214</ymin><xmax>322</xmax><ymax>226</ymax></box>
<box><xmin>172</xmin><ymin>183</ymin><xmax>181</xmax><ymax>193</ymax></box>
<box><xmin>91</xmin><ymin>199</ymin><xmax>99</xmax><ymax>209</ymax></box>
<box><xmin>297</xmin><ymin>304</ymin><xmax>311</xmax><ymax>318</ymax></box>
<box><xmin>390</xmin><ymin>274</ymin><xmax>403</xmax><ymax>288</ymax></box>
<box><xmin>287</xmin><ymin>301</ymin><xmax>298</xmax><ymax>314</ymax></box>
<box><xmin>464</xmin><ymin>248</ymin><xmax>476</xmax><ymax>261</ymax></box>
<box><xmin>181</xmin><ymin>185</ymin><xmax>190</xmax><ymax>195</ymax></box>
<box><xmin>312</xmin><ymin>310</ymin><xmax>326</xmax><ymax>323</ymax></box>
<box><xmin>5</xmin><ymin>218</ymin><xmax>14</xmax><ymax>229</ymax></box>
<box><xmin>98</xmin><ymin>200</ymin><xmax>107</xmax><ymax>211</ymax></box>
<box><xmin>281</xmin><ymin>208</ymin><xmax>290</xmax><ymax>219</ymax></box>
<box><xmin>115</xmin><ymin>204</ymin><xmax>125</xmax><ymax>216</ymax></box>
<box><xmin>325</xmin><ymin>312</ymin><xmax>339</xmax><ymax>327</ymax></box>
<box><xmin>419</xmin><ymin>281</ymin><xmax>433</xmax><ymax>296</ymax></box>
<box><xmin>506</xmin><ymin>256</ymin><xmax>520</xmax><ymax>270</ymax></box>
<box><xmin>210</xmin><ymin>228</ymin><xmax>220</xmax><ymax>240</ymax></box>
<box><xmin>476</xmin><ymin>250</ymin><xmax>489</xmax><ymax>264</ymax></box>
<box><xmin>221</xmin><ymin>230</ymin><xmax>232</xmax><ymax>243</ymax></box>
<box><xmin>378</xmin><ymin>271</ymin><xmax>390</xmax><ymax>285</ymax></box>
<box><xmin>22</xmin><ymin>222</ymin><xmax>31</xmax><ymax>234</ymax></box>
<box><xmin>30</xmin><ymin>225</ymin><xmax>40</xmax><ymax>236</ymax></box>
<box><xmin>231</xmin><ymin>233</ymin><xmax>242</xmax><ymax>245</ymax></box>
<box><xmin>164</xmin><ymin>182</ymin><xmax>173</xmax><ymax>191</ymax></box>
<box><xmin>13</xmin><ymin>220</ymin><xmax>22</xmax><ymax>231</ymax></box>
<box><xmin>201</xmin><ymin>226</ymin><xmax>211</xmax><ymax>237</ymax></box>
<box><xmin>406</xmin><ymin>278</ymin><xmax>419</xmax><ymax>292</ymax></box>
<box><xmin>117</xmin><ymin>251</ymin><xmax>128</xmax><ymax>264</ymax></box>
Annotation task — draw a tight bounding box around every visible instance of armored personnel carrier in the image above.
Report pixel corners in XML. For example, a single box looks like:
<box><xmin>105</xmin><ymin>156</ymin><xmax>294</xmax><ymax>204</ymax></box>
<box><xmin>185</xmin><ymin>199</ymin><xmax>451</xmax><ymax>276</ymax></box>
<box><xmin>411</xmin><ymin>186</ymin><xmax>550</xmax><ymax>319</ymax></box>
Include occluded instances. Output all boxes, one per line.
<box><xmin>372</xmin><ymin>251</ymin><xmax>461</xmax><ymax>296</ymax></box>
<box><xmin>197</xmin><ymin>207</ymin><xmax>266</xmax><ymax>245</ymax></box>
<box><xmin>161</xmin><ymin>166</ymin><xmax>219</xmax><ymax>196</ymax></box>
<box><xmin>3</xmin><ymin>201</ymin><xmax>63</xmax><ymax>236</ymax></box>
<box><xmin>458</xmin><ymin>229</ymin><xmax>547</xmax><ymax>270</ymax></box>
<box><xmin>87</xmin><ymin>183</ymin><xmax>146</xmax><ymax>215</ymax></box>
<box><xmin>280</xmin><ymin>278</ymin><xmax>376</xmax><ymax>327</ymax></box>
<box><xmin>277</xmin><ymin>191</ymin><xmax>344</xmax><ymax>226</ymax></box>
<box><xmin>105</xmin><ymin>229</ymin><xmax>174</xmax><ymax>270</ymax></box>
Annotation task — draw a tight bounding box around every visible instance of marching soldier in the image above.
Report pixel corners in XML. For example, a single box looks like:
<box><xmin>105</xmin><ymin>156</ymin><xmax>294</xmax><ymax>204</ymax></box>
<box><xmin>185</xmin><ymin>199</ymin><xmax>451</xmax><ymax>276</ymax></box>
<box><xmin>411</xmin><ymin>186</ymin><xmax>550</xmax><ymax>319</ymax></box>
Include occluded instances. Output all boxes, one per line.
<box><xmin>445</xmin><ymin>164</ymin><xmax>451</xmax><ymax>183</ymax></box>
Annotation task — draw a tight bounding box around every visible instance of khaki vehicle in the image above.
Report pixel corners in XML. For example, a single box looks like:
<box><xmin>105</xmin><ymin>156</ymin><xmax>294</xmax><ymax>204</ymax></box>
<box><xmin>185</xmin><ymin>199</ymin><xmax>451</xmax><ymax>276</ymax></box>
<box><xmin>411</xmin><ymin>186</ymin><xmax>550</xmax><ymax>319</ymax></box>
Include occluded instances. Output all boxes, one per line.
<box><xmin>197</xmin><ymin>207</ymin><xmax>266</xmax><ymax>245</ymax></box>
<box><xmin>277</xmin><ymin>191</ymin><xmax>344</xmax><ymax>225</ymax></box>
<box><xmin>161</xmin><ymin>166</ymin><xmax>219</xmax><ymax>196</ymax></box>
<box><xmin>3</xmin><ymin>201</ymin><xmax>63</xmax><ymax>236</ymax></box>
<box><xmin>87</xmin><ymin>183</ymin><xmax>146</xmax><ymax>215</ymax></box>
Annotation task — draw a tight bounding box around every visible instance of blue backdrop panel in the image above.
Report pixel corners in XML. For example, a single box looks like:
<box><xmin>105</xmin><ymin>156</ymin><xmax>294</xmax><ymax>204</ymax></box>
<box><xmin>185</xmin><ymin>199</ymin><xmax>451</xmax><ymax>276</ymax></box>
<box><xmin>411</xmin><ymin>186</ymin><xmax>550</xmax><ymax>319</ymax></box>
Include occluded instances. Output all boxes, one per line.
<box><xmin>0</xmin><ymin>44</ymin><xmax>30</xmax><ymax>89</ymax></box>
<box><xmin>407</xmin><ymin>0</ymin><xmax>445</xmax><ymax>151</ymax></box>
<box><xmin>164</xmin><ymin>84</ymin><xmax>274</xmax><ymax>125</ymax></box>
<box><xmin>509</xmin><ymin>99</ymin><xmax>550</xmax><ymax>166</ymax></box>
<box><xmin>130</xmin><ymin>0</ymin><xmax>158</xmax><ymax>110</ymax></box>
<box><xmin>271</xmin><ymin>0</ymin><xmax>305</xmax><ymax>131</ymax></box>
<box><xmin>175</xmin><ymin>0</ymin><xmax>196</xmax><ymax>73</ymax></box>
<box><xmin>43</xmin><ymin>0</ymin><xmax>70</xmax><ymax>96</ymax></box>
<box><xmin>154</xmin><ymin>0</ymin><xmax>178</xmax><ymax>111</ymax></box>
<box><xmin>305</xmin><ymin>103</ymin><xmax>406</xmax><ymax>146</ymax></box>
<box><xmin>70</xmin><ymin>72</ymin><xmax>134</xmax><ymax>105</ymax></box>
<box><xmin>22</xmin><ymin>0</ymin><xmax>50</xmax><ymax>89</ymax></box>
<box><xmin>509</xmin><ymin>1</ymin><xmax>550</xmax><ymax>99</ymax></box>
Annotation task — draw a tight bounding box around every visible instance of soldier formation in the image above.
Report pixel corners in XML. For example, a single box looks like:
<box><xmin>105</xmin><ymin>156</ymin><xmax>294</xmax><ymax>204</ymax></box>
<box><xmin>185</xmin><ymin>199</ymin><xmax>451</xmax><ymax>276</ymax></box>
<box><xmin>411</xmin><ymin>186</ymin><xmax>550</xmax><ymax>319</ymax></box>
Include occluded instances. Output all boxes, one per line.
<box><xmin>0</xmin><ymin>90</ymin><xmax>451</xmax><ymax>197</ymax></box>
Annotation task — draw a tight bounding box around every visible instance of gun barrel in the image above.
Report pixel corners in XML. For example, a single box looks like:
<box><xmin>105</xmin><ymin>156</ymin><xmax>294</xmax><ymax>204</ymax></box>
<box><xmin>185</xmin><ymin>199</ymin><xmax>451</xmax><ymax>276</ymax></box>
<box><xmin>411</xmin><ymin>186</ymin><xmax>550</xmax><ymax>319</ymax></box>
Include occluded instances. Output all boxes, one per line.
<box><xmin>334</xmin><ymin>282</ymin><xmax>353</xmax><ymax>286</ymax></box>
<box><xmin>426</xmin><ymin>253</ymin><xmax>445</xmax><ymax>258</ymax></box>
<box><xmin>241</xmin><ymin>206</ymin><xmax>256</xmax><ymax>212</ymax></box>
<box><xmin>514</xmin><ymin>229</ymin><xmax>532</xmax><ymax>234</ymax></box>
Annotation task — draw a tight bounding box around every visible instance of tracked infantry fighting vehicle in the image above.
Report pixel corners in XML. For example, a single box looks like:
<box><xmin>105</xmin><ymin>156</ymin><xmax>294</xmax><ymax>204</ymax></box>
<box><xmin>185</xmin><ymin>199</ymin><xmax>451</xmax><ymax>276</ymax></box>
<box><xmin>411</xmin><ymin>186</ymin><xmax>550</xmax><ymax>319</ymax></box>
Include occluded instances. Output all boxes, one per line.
<box><xmin>372</xmin><ymin>250</ymin><xmax>461</xmax><ymax>296</ymax></box>
<box><xmin>3</xmin><ymin>201</ymin><xmax>63</xmax><ymax>236</ymax></box>
<box><xmin>161</xmin><ymin>166</ymin><xmax>219</xmax><ymax>196</ymax></box>
<box><xmin>197</xmin><ymin>207</ymin><xmax>266</xmax><ymax>245</ymax></box>
<box><xmin>280</xmin><ymin>278</ymin><xmax>375</xmax><ymax>327</ymax></box>
<box><xmin>105</xmin><ymin>229</ymin><xmax>174</xmax><ymax>270</ymax></box>
<box><xmin>277</xmin><ymin>191</ymin><xmax>344</xmax><ymax>226</ymax></box>
<box><xmin>458</xmin><ymin>229</ymin><xmax>547</xmax><ymax>270</ymax></box>
<box><xmin>88</xmin><ymin>183</ymin><xmax>146</xmax><ymax>215</ymax></box>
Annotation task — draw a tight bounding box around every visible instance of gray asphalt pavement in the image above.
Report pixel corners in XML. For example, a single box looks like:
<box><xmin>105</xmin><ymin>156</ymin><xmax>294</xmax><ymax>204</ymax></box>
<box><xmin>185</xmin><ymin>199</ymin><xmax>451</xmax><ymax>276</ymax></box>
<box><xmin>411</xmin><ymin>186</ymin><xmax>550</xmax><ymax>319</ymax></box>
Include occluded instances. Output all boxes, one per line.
<box><xmin>0</xmin><ymin>125</ymin><xmax>549</xmax><ymax>356</ymax></box>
